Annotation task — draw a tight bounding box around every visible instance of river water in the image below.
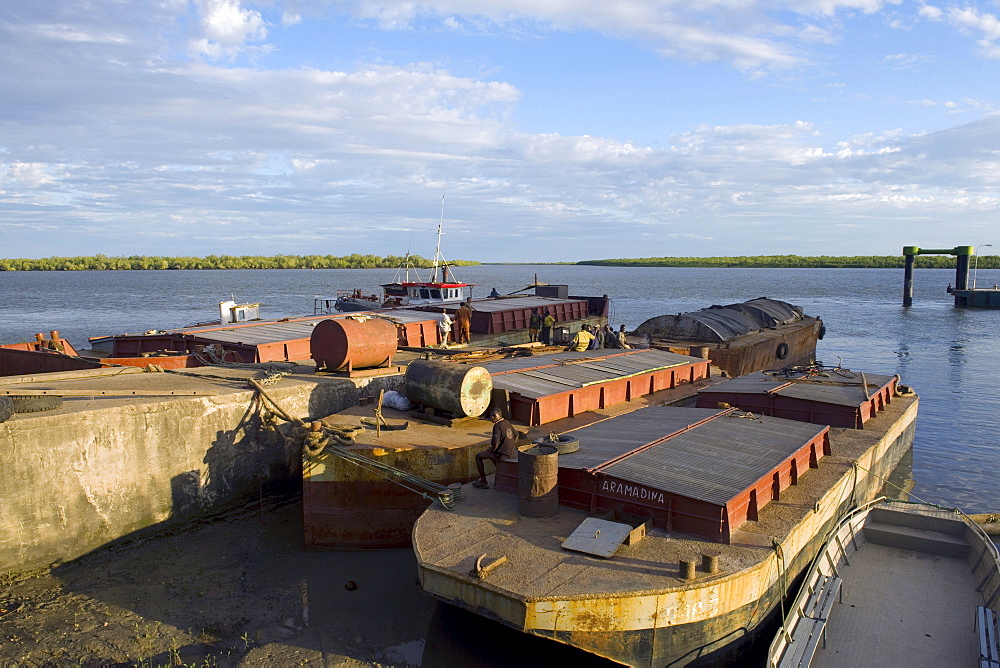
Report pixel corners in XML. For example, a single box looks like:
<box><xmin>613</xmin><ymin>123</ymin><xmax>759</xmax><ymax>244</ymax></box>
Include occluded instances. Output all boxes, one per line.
<box><xmin>2</xmin><ymin>265</ymin><xmax>999</xmax><ymax>666</ymax></box>
<box><xmin>2</xmin><ymin>264</ymin><xmax>997</xmax><ymax>512</ymax></box>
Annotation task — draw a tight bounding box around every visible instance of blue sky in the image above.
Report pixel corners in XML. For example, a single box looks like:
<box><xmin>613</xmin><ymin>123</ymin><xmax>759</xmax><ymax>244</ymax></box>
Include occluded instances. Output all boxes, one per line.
<box><xmin>1</xmin><ymin>1</ymin><xmax>999</xmax><ymax>262</ymax></box>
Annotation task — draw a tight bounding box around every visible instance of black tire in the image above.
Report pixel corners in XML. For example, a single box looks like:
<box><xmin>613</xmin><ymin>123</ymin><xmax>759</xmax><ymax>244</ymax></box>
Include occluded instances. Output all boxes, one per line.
<box><xmin>9</xmin><ymin>395</ymin><xmax>63</xmax><ymax>413</ymax></box>
<box><xmin>532</xmin><ymin>434</ymin><xmax>580</xmax><ymax>454</ymax></box>
<box><xmin>776</xmin><ymin>342</ymin><xmax>789</xmax><ymax>360</ymax></box>
<box><xmin>0</xmin><ymin>397</ymin><xmax>12</xmax><ymax>423</ymax></box>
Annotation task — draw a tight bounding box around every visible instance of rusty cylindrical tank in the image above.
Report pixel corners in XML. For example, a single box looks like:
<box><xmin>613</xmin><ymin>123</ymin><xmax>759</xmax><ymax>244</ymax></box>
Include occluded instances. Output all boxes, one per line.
<box><xmin>310</xmin><ymin>317</ymin><xmax>398</xmax><ymax>372</ymax></box>
<box><xmin>404</xmin><ymin>359</ymin><xmax>492</xmax><ymax>417</ymax></box>
<box><xmin>517</xmin><ymin>444</ymin><xmax>559</xmax><ymax>518</ymax></box>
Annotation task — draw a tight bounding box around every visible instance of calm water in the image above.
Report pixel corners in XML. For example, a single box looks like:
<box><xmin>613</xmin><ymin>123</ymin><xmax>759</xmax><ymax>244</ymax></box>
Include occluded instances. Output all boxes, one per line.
<box><xmin>2</xmin><ymin>265</ymin><xmax>999</xmax><ymax>512</ymax></box>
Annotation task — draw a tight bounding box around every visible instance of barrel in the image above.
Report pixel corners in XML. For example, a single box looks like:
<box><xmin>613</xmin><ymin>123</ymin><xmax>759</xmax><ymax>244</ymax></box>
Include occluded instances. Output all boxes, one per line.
<box><xmin>517</xmin><ymin>444</ymin><xmax>559</xmax><ymax>518</ymax></box>
<box><xmin>310</xmin><ymin>317</ymin><xmax>398</xmax><ymax>371</ymax></box>
<box><xmin>404</xmin><ymin>359</ymin><xmax>492</xmax><ymax>417</ymax></box>
<box><xmin>689</xmin><ymin>345</ymin><xmax>710</xmax><ymax>359</ymax></box>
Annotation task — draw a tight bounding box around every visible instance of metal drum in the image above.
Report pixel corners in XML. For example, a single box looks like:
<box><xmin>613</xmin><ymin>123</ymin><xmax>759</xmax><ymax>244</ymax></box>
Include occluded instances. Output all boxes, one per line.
<box><xmin>517</xmin><ymin>444</ymin><xmax>559</xmax><ymax>518</ymax></box>
<box><xmin>404</xmin><ymin>359</ymin><xmax>492</xmax><ymax>417</ymax></box>
<box><xmin>310</xmin><ymin>317</ymin><xmax>398</xmax><ymax>371</ymax></box>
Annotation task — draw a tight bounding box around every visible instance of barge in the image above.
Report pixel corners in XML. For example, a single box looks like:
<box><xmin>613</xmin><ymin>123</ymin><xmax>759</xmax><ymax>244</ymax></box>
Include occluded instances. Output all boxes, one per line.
<box><xmin>634</xmin><ymin>298</ymin><xmax>824</xmax><ymax>378</ymax></box>
<box><xmin>81</xmin><ymin>285</ymin><xmax>610</xmax><ymax>367</ymax></box>
<box><xmin>411</xmin><ymin>369</ymin><xmax>917</xmax><ymax>666</ymax></box>
<box><xmin>303</xmin><ymin>349</ymin><xmax>712</xmax><ymax>549</ymax></box>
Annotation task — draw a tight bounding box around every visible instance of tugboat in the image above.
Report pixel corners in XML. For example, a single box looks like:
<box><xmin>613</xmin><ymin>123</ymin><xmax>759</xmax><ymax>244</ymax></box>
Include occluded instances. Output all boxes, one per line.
<box><xmin>335</xmin><ymin>201</ymin><xmax>474</xmax><ymax>312</ymax></box>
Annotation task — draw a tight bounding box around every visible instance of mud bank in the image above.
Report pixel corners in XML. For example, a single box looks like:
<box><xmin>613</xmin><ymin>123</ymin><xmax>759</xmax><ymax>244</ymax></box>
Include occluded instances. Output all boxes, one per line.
<box><xmin>0</xmin><ymin>492</ymin><xmax>432</xmax><ymax>667</ymax></box>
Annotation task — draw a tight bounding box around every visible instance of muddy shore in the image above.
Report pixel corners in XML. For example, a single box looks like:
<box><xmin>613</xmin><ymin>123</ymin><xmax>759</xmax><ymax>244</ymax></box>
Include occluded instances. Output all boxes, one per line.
<box><xmin>0</xmin><ymin>488</ymin><xmax>617</xmax><ymax>668</ymax></box>
<box><xmin>0</xmin><ymin>491</ymin><xmax>433</xmax><ymax>667</ymax></box>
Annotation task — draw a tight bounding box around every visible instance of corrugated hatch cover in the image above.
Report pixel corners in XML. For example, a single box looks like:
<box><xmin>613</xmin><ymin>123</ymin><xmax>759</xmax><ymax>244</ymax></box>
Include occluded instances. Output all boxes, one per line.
<box><xmin>483</xmin><ymin>349</ymin><xmax>710</xmax><ymax>426</ymax></box>
<box><xmin>696</xmin><ymin>370</ymin><xmax>897</xmax><ymax>428</ymax></box>
<box><xmin>487</xmin><ymin>349</ymin><xmax>702</xmax><ymax>399</ymax></box>
<box><xmin>595</xmin><ymin>408</ymin><xmax>827</xmax><ymax>506</ymax></box>
<box><xmin>557</xmin><ymin>405</ymin><xmax>830</xmax><ymax>542</ymax></box>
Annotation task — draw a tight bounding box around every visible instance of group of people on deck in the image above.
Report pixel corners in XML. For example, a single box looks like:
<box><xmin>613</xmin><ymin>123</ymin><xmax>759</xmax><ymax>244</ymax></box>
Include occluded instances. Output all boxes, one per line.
<box><xmin>528</xmin><ymin>307</ymin><xmax>556</xmax><ymax>344</ymax></box>
<box><xmin>438</xmin><ymin>300</ymin><xmax>629</xmax><ymax>351</ymax></box>
<box><xmin>565</xmin><ymin>323</ymin><xmax>631</xmax><ymax>352</ymax></box>
<box><xmin>437</xmin><ymin>299</ymin><xmax>473</xmax><ymax>347</ymax></box>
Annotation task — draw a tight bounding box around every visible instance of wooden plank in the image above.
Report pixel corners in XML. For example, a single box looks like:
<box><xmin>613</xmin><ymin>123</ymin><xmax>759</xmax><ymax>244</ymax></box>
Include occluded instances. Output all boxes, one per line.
<box><xmin>0</xmin><ymin>389</ymin><xmax>219</xmax><ymax>396</ymax></box>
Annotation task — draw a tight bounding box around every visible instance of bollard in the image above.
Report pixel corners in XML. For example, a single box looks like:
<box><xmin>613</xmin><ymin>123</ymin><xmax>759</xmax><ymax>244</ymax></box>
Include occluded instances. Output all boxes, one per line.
<box><xmin>680</xmin><ymin>558</ymin><xmax>697</xmax><ymax>581</ymax></box>
<box><xmin>702</xmin><ymin>551</ymin><xmax>720</xmax><ymax>574</ymax></box>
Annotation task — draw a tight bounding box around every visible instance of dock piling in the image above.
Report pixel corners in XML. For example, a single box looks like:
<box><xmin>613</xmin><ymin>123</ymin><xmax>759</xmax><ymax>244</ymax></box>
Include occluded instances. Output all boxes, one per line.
<box><xmin>902</xmin><ymin>245</ymin><xmax>974</xmax><ymax>306</ymax></box>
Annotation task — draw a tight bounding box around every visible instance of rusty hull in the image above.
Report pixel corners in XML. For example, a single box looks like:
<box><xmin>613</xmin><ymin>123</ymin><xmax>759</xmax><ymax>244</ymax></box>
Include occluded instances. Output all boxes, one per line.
<box><xmin>412</xmin><ymin>394</ymin><xmax>918</xmax><ymax>667</ymax></box>
<box><xmin>653</xmin><ymin>318</ymin><xmax>822</xmax><ymax>378</ymax></box>
<box><xmin>303</xmin><ymin>404</ymin><xmax>493</xmax><ymax>549</ymax></box>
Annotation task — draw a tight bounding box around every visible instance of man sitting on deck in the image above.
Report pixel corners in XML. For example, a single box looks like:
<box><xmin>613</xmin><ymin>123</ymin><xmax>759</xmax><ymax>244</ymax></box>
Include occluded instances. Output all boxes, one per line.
<box><xmin>473</xmin><ymin>409</ymin><xmax>519</xmax><ymax>489</ymax></box>
<box><xmin>565</xmin><ymin>325</ymin><xmax>595</xmax><ymax>352</ymax></box>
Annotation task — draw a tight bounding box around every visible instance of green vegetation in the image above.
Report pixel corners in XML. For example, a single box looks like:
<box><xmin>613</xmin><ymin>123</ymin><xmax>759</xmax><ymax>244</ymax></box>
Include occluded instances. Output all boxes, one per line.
<box><xmin>0</xmin><ymin>254</ymin><xmax>480</xmax><ymax>271</ymax></box>
<box><xmin>5</xmin><ymin>253</ymin><xmax>999</xmax><ymax>270</ymax></box>
<box><xmin>577</xmin><ymin>255</ymin><xmax>1000</xmax><ymax>269</ymax></box>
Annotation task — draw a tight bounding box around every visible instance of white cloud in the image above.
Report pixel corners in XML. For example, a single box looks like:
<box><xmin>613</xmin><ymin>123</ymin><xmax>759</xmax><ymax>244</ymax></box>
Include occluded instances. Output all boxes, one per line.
<box><xmin>1</xmin><ymin>162</ymin><xmax>58</xmax><ymax>188</ymax></box>
<box><xmin>921</xmin><ymin>3</ymin><xmax>1000</xmax><ymax>58</ymax></box>
<box><xmin>2</xmin><ymin>2</ymin><xmax>1000</xmax><ymax>259</ymax></box>
<box><xmin>191</xmin><ymin>0</ymin><xmax>268</xmax><ymax>59</ymax></box>
<box><xmin>326</xmin><ymin>0</ymin><xmax>906</xmax><ymax>70</ymax></box>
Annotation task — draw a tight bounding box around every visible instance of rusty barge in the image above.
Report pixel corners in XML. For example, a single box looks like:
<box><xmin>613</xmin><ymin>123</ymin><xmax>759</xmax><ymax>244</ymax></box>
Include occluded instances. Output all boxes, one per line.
<box><xmin>634</xmin><ymin>297</ymin><xmax>823</xmax><ymax>378</ymax></box>
<box><xmin>74</xmin><ymin>284</ymin><xmax>609</xmax><ymax>368</ymax></box>
<box><xmin>303</xmin><ymin>348</ymin><xmax>713</xmax><ymax>549</ymax></box>
<box><xmin>411</xmin><ymin>365</ymin><xmax>917</xmax><ymax>666</ymax></box>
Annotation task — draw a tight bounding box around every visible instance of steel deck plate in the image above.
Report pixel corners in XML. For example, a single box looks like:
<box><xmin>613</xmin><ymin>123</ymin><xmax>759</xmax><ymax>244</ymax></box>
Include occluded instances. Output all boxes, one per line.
<box><xmin>561</xmin><ymin>517</ymin><xmax>636</xmax><ymax>558</ymax></box>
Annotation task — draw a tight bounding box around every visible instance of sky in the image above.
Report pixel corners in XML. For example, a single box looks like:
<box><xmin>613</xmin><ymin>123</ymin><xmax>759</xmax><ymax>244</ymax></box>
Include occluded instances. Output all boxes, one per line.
<box><xmin>1</xmin><ymin>1</ymin><xmax>999</xmax><ymax>262</ymax></box>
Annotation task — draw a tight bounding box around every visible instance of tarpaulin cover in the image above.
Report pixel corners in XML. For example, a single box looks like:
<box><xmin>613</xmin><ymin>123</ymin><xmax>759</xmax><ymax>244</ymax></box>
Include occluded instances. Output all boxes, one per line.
<box><xmin>633</xmin><ymin>297</ymin><xmax>805</xmax><ymax>344</ymax></box>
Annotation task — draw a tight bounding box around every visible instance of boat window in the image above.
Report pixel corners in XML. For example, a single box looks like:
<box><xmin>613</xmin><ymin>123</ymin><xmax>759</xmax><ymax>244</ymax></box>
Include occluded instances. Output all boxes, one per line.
<box><xmin>410</xmin><ymin>288</ymin><xmax>419</xmax><ymax>298</ymax></box>
<box><xmin>430</xmin><ymin>289</ymin><xmax>442</xmax><ymax>299</ymax></box>
<box><xmin>420</xmin><ymin>289</ymin><xmax>430</xmax><ymax>299</ymax></box>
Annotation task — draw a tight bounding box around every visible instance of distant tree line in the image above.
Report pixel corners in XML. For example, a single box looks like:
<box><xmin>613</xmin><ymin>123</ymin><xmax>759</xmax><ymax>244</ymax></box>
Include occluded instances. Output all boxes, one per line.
<box><xmin>577</xmin><ymin>255</ymin><xmax>1000</xmax><ymax>269</ymax></box>
<box><xmin>0</xmin><ymin>254</ymin><xmax>481</xmax><ymax>271</ymax></box>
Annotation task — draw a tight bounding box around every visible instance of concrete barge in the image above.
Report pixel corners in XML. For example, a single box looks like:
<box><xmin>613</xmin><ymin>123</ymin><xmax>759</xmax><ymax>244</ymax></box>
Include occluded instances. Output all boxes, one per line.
<box><xmin>412</xmin><ymin>387</ymin><xmax>917</xmax><ymax>666</ymax></box>
<box><xmin>0</xmin><ymin>364</ymin><xmax>405</xmax><ymax>573</ymax></box>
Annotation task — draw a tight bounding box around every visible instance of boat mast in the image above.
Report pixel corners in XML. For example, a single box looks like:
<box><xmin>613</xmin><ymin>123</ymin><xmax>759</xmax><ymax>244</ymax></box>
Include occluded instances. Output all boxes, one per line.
<box><xmin>432</xmin><ymin>193</ymin><xmax>445</xmax><ymax>283</ymax></box>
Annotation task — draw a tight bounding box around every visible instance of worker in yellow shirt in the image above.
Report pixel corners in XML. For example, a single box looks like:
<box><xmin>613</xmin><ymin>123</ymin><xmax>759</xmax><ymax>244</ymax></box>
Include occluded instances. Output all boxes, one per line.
<box><xmin>566</xmin><ymin>325</ymin><xmax>595</xmax><ymax>352</ymax></box>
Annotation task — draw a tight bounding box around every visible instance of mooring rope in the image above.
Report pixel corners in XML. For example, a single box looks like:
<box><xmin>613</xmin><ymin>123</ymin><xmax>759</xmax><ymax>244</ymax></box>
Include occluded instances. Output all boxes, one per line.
<box><xmin>249</xmin><ymin>378</ymin><xmax>460</xmax><ymax>511</ymax></box>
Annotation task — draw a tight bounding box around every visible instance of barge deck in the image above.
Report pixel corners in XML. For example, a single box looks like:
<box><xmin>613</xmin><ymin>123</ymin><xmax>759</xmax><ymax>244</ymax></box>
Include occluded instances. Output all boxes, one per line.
<box><xmin>412</xmin><ymin>392</ymin><xmax>918</xmax><ymax>666</ymax></box>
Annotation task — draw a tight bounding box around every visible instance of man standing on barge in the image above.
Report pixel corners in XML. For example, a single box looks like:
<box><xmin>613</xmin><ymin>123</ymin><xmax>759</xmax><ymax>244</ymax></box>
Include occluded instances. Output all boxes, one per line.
<box><xmin>528</xmin><ymin>308</ymin><xmax>541</xmax><ymax>342</ymax></box>
<box><xmin>437</xmin><ymin>310</ymin><xmax>453</xmax><ymax>347</ymax></box>
<box><xmin>455</xmin><ymin>299</ymin><xmax>473</xmax><ymax>344</ymax></box>
<box><xmin>541</xmin><ymin>308</ymin><xmax>555</xmax><ymax>345</ymax></box>
<box><xmin>472</xmin><ymin>408</ymin><xmax>518</xmax><ymax>489</ymax></box>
